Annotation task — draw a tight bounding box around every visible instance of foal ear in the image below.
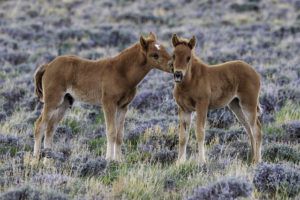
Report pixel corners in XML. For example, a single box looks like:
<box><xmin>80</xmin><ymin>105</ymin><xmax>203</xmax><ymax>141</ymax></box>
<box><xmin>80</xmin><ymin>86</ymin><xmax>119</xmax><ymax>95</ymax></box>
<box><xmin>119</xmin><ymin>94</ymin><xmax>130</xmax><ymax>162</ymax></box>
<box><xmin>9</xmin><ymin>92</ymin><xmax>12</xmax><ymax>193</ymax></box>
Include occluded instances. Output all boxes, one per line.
<box><xmin>172</xmin><ymin>34</ymin><xmax>180</xmax><ymax>47</ymax></box>
<box><xmin>188</xmin><ymin>35</ymin><xmax>196</xmax><ymax>49</ymax></box>
<box><xmin>149</xmin><ymin>31</ymin><xmax>157</xmax><ymax>41</ymax></box>
<box><xmin>140</xmin><ymin>35</ymin><xmax>148</xmax><ymax>51</ymax></box>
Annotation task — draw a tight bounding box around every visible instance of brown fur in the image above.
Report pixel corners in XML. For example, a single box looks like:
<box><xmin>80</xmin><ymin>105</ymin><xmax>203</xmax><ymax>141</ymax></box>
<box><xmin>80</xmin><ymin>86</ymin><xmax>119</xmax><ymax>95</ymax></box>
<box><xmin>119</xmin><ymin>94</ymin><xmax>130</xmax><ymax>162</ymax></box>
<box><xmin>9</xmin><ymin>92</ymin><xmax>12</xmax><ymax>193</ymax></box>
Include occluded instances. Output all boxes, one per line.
<box><xmin>171</xmin><ymin>34</ymin><xmax>262</xmax><ymax>165</ymax></box>
<box><xmin>34</xmin><ymin>64</ymin><xmax>47</xmax><ymax>101</ymax></box>
<box><xmin>33</xmin><ymin>32</ymin><xmax>172</xmax><ymax>161</ymax></box>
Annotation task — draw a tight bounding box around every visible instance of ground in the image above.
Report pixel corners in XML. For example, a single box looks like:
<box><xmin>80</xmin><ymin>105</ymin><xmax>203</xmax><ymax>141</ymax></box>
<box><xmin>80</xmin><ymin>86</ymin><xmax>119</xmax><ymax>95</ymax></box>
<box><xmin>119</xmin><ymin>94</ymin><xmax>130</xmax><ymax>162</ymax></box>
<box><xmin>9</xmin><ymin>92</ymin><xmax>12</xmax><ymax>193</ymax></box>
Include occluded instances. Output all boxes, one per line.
<box><xmin>0</xmin><ymin>0</ymin><xmax>300</xmax><ymax>199</ymax></box>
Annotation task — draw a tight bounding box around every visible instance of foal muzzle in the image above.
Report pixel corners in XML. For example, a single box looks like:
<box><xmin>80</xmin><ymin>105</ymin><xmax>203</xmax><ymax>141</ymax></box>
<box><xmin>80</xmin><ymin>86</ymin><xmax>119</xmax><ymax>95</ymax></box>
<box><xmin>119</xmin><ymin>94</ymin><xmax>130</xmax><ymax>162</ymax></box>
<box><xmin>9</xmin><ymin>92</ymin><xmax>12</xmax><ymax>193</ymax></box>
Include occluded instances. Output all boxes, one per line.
<box><xmin>174</xmin><ymin>71</ymin><xmax>183</xmax><ymax>83</ymax></box>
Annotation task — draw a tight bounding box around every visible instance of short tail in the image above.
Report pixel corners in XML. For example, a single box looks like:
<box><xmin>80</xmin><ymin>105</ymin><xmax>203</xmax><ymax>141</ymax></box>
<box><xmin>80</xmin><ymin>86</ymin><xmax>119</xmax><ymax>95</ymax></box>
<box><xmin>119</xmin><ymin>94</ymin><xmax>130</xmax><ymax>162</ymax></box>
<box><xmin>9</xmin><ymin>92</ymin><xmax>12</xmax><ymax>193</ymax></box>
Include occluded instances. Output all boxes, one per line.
<box><xmin>257</xmin><ymin>104</ymin><xmax>263</xmax><ymax>116</ymax></box>
<box><xmin>34</xmin><ymin>64</ymin><xmax>47</xmax><ymax>102</ymax></box>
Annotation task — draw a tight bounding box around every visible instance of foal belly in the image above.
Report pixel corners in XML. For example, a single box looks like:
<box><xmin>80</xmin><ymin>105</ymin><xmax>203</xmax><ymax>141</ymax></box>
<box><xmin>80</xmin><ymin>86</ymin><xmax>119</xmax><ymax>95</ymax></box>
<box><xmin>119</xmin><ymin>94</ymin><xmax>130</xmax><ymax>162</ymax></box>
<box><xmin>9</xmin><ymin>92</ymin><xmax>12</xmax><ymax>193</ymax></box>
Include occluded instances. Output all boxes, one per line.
<box><xmin>209</xmin><ymin>91</ymin><xmax>236</xmax><ymax>110</ymax></box>
<box><xmin>67</xmin><ymin>87</ymin><xmax>102</xmax><ymax>105</ymax></box>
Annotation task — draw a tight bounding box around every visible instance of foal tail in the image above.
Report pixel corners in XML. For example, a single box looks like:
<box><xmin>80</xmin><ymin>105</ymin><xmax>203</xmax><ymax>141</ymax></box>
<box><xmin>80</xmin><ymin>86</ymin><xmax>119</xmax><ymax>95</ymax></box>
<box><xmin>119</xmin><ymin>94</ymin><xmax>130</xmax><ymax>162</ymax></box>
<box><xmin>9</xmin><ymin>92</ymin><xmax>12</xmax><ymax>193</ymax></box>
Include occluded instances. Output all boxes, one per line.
<box><xmin>34</xmin><ymin>64</ymin><xmax>48</xmax><ymax>102</ymax></box>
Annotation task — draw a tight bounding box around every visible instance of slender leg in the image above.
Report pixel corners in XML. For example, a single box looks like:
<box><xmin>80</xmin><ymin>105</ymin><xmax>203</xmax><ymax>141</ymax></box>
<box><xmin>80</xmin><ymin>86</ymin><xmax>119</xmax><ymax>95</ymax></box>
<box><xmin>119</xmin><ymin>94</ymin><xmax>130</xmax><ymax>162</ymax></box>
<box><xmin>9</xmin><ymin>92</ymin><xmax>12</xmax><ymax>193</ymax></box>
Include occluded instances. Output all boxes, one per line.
<box><xmin>255</xmin><ymin>118</ymin><xmax>262</xmax><ymax>163</ymax></box>
<box><xmin>34</xmin><ymin>86</ymin><xmax>66</xmax><ymax>157</ymax></box>
<box><xmin>115</xmin><ymin>106</ymin><xmax>127</xmax><ymax>161</ymax></box>
<box><xmin>33</xmin><ymin>114</ymin><xmax>46</xmax><ymax>157</ymax></box>
<box><xmin>102</xmin><ymin>100</ymin><xmax>117</xmax><ymax>160</ymax></box>
<box><xmin>177</xmin><ymin>107</ymin><xmax>191</xmax><ymax>165</ymax></box>
<box><xmin>238</xmin><ymin>98</ymin><xmax>261</xmax><ymax>164</ymax></box>
<box><xmin>229</xmin><ymin>99</ymin><xmax>254</xmax><ymax>163</ymax></box>
<box><xmin>195</xmin><ymin>101</ymin><xmax>208</xmax><ymax>163</ymax></box>
<box><xmin>244</xmin><ymin>111</ymin><xmax>260</xmax><ymax>164</ymax></box>
<box><xmin>33</xmin><ymin>106</ymin><xmax>57</xmax><ymax>157</ymax></box>
<box><xmin>44</xmin><ymin>100</ymin><xmax>68</xmax><ymax>149</ymax></box>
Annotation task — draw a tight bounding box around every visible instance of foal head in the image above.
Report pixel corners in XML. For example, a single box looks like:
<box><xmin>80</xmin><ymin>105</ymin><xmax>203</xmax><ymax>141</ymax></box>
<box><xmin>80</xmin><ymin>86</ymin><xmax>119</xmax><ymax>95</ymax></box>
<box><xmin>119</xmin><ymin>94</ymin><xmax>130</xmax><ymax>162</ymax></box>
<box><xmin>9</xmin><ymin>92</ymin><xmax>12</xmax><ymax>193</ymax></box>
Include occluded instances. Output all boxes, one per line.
<box><xmin>140</xmin><ymin>32</ymin><xmax>172</xmax><ymax>73</ymax></box>
<box><xmin>171</xmin><ymin>34</ymin><xmax>196</xmax><ymax>83</ymax></box>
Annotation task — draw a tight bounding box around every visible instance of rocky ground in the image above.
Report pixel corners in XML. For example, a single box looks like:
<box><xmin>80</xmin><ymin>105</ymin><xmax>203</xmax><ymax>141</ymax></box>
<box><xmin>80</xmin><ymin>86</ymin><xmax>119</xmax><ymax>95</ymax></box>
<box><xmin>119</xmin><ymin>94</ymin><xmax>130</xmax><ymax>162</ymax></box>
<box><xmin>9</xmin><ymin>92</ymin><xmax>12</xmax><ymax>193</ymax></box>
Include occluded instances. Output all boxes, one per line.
<box><xmin>0</xmin><ymin>0</ymin><xmax>300</xmax><ymax>199</ymax></box>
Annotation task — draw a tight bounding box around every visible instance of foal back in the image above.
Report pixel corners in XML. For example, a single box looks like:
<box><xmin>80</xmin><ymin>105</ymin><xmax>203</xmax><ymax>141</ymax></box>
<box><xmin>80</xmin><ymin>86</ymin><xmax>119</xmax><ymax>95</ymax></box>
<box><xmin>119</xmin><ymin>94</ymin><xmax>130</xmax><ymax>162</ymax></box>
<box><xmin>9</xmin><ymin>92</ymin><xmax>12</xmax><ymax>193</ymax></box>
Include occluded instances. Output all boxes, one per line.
<box><xmin>207</xmin><ymin>60</ymin><xmax>261</xmax><ymax>110</ymax></box>
<box><xmin>42</xmin><ymin>55</ymin><xmax>108</xmax><ymax>105</ymax></box>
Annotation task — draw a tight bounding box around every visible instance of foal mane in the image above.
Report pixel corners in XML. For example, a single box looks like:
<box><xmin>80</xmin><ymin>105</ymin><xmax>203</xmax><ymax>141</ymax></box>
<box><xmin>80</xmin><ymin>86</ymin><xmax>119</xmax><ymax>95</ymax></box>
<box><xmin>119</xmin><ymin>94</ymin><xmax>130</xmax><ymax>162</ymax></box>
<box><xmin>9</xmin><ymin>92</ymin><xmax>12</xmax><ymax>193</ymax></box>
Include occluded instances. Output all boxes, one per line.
<box><xmin>174</xmin><ymin>38</ymin><xmax>208</xmax><ymax>68</ymax></box>
<box><xmin>174</xmin><ymin>38</ymin><xmax>197</xmax><ymax>58</ymax></box>
<box><xmin>174</xmin><ymin>38</ymin><xmax>190</xmax><ymax>47</ymax></box>
<box><xmin>117</xmin><ymin>37</ymin><xmax>155</xmax><ymax>57</ymax></box>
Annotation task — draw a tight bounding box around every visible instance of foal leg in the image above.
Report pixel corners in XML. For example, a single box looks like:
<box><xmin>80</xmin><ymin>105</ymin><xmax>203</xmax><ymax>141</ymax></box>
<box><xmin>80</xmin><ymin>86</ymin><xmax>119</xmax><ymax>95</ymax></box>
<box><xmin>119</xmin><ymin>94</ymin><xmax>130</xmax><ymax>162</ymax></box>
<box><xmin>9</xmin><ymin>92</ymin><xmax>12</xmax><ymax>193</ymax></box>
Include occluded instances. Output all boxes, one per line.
<box><xmin>33</xmin><ymin>114</ymin><xmax>47</xmax><ymax>157</ymax></box>
<box><xmin>239</xmin><ymin>98</ymin><xmax>261</xmax><ymax>164</ymax></box>
<box><xmin>255</xmin><ymin>118</ymin><xmax>262</xmax><ymax>163</ymax></box>
<box><xmin>195</xmin><ymin>101</ymin><xmax>208</xmax><ymax>163</ymax></box>
<box><xmin>43</xmin><ymin>97</ymin><xmax>69</xmax><ymax>165</ymax></box>
<box><xmin>33</xmin><ymin>106</ymin><xmax>58</xmax><ymax>157</ymax></box>
<box><xmin>229</xmin><ymin>98</ymin><xmax>254</xmax><ymax>163</ymax></box>
<box><xmin>115</xmin><ymin>106</ymin><xmax>128</xmax><ymax>161</ymax></box>
<box><xmin>34</xmin><ymin>90</ymin><xmax>65</xmax><ymax>157</ymax></box>
<box><xmin>44</xmin><ymin>96</ymin><xmax>69</xmax><ymax>150</ymax></box>
<box><xmin>177</xmin><ymin>107</ymin><xmax>191</xmax><ymax>165</ymax></box>
<box><xmin>102</xmin><ymin>100</ymin><xmax>117</xmax><ymax>160</ymax></box>
<box><xmin>33</xmin><ymin>109</ymin><xmax>51</xmax><ymax>165</ymax></box>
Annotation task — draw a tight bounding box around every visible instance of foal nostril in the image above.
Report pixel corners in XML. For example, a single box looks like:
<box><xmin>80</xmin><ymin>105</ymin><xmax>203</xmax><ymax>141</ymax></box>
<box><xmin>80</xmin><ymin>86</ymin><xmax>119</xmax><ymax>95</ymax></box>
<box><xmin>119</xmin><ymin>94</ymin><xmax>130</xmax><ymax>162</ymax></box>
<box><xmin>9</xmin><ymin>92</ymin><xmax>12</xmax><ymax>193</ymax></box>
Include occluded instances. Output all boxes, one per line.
<box><xmin>174</xmin><ymin>71</ymin><xmax>182</xmax><ymax>78</ymax></box>
<box><xmin>174</xmin><ymin>71</ymin><xmax>183</xmax><ymax>82</ymax></box>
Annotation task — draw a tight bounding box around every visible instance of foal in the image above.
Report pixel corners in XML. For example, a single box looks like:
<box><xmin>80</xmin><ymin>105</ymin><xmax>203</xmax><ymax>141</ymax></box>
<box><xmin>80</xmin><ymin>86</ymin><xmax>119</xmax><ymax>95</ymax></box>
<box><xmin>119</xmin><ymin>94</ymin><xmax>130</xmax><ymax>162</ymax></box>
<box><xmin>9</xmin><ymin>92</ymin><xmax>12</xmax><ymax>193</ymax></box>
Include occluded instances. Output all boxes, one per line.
<box><xmin>171</xmin><ymin>34</ymin><xmax>262</xmax><ymax>165</ymax></box>
<box><xmin>34</xmin><ymin>32</ymin><xmax>172</xmax><ymax>161</ymax></box>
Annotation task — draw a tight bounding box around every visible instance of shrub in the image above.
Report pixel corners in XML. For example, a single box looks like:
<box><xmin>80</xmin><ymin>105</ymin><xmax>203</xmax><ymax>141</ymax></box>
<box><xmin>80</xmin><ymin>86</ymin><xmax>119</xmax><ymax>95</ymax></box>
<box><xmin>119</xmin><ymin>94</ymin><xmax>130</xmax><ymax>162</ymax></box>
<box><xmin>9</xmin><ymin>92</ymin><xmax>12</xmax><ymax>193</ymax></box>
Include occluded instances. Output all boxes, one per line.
<box><xmin>205</xmin><ymin>128</ymin><xmax>246</xmax><ymax>145</ymax></box>
<box><xmin>227</xmin><ymin>141</ymin><xmax>251</xmax><ymax>162</ymax></box>
<box><xmin>130</xmin><ymin>89</ymin><xmax>164</xmax><ymax>112</ymax></box>
<box><xmin>151</xmin><ymin>150</ymin><xmax>177</xmax><ymax>165</ymax></box>
<box><xmin>282</xmin><ymin>120</ymin><xmax>300</xmax><ymax>143</ymax></box>
<box><xmin>253</xmin><ymin>163</ymin><xmax>300</xmax><ymax>198</ymax></box>
<box><xmin>188</xmin><ymin>177</ymin><xmax>253</xmax><ymax>200</ymax></box>
<box><xmin>263</xmin><ymin>144</ymin><xmax>300</xmax><ymax>163</ymax></box>
<box><xmin>0</xmin><ymin>134</ymin><xmax>23</xmax><ymax>157</ymax></box>
<box><xmin>207</xmin><ymin>107</ymin><xmax>236</xmax><ymax>129</ymax></box>
<box><xmin>0</xmin><ymin>185</ymin><xmax>68</xmax><ymax>200</ymax></box>
<box><xmin>164</xmin><ymin>178</ymin><xmax>176</xmax><ymax>191</ymax></box>
<box><xmin>78</xmin><ymin>159</ymin><xmax>107</xmax><ymax>177</ymax></box>
<box><xmin>39</xmin><ymin>148</ymin><xmax>66</xmax><ymax>163</ymax></box>
<box><xmin>230</xmin><ymin>2</ymin><xmax>260</xmax><ymax>12</ymax></box>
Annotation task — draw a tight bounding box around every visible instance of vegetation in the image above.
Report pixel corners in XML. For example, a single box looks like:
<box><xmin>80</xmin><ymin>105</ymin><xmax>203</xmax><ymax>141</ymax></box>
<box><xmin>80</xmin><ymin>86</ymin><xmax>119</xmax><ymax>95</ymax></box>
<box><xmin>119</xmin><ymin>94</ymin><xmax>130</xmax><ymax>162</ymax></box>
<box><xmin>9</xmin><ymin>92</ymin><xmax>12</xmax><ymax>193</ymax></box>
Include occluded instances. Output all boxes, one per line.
<box><xmin>0</xmin><ymin>0</ymin><xmax>299</xmax><ymax>199</ymax></box>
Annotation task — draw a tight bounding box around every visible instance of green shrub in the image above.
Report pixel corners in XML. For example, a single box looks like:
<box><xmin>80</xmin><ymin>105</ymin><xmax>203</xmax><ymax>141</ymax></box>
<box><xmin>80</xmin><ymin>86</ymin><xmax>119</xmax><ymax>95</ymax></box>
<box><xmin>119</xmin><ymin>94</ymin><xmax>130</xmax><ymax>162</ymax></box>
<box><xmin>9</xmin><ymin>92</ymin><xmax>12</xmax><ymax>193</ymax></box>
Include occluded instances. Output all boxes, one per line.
<box><xmin>263</xmin><ymin>144</ymin><xmax>300</xmax><ymax>163</ymax></box>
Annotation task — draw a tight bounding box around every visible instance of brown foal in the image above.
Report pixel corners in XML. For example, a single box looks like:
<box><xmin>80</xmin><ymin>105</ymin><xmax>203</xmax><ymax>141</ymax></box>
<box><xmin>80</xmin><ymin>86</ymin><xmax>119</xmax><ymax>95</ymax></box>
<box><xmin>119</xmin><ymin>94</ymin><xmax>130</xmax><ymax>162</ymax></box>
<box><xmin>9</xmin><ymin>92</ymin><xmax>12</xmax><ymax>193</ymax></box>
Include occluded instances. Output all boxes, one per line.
<box><xmin>33</xmin><ymin>32</ymin><xmax>172</xmax><ymax>161</ymax></box>
<box><xmin>171</xmin><ymin>34</ymin><xmax>262</xmax><ymax>165</ymax></box>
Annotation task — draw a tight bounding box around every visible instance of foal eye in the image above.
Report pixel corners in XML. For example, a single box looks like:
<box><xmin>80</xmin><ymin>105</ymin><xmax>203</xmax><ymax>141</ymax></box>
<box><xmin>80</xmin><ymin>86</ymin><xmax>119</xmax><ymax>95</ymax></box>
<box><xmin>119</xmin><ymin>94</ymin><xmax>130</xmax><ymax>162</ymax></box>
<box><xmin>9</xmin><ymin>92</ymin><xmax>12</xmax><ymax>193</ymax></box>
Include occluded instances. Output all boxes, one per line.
<box><xmin>153</xmin><ymin>53</ymin><xmax>159</xmax><ymax>59</ymax></box>
<box><xmin>187</xmin><ymin>56</ymin><xmax>191</xmax><ymax>62</ymax></box>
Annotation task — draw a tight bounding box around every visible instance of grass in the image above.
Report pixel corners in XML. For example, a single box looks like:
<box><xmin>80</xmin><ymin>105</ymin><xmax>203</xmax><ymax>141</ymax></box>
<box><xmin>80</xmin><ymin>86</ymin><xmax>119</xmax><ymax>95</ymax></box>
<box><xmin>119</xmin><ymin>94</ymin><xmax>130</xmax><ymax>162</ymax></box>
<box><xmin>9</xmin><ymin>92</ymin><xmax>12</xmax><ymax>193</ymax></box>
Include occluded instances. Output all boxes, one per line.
<box><xmin>0</xmin><ymin>146</ymin><xmax>20</xmax><ymax>156</ymax></box>
<box><xmin>275</xmin><ymin>102</ymin><xmax>300</xmax><ymax>124</ymax></box>
<box><xmin>60</xmin><ymin>116</ymin><xmax>81</xmax><ymax>133</ymax></box>
<box><xmin>263</xmin><ymin>125</ymin><xmax>286</xmax><ymax>139</ymax></box>
<box><xmin>30</xmin><ymin>50</ymin><xmax>48</xmax><ymax>63</ymax></box>
<box><xmin>262</xmin><ymin>102</ymin><xmax>300</xmax><ymax>142</ymax></box>
<box><xmin>0</xmin><ymin>72</ymin><xmax>6</xmax><ymax>79</ymax></box>
<box><xmin>88</xmin><ymin>138</ymin><xmax>106</xmax><ymax>156</ymax></box>
<box><xmin>1</xmin><ymin>107</ymin><xmax>299</xmax><ymax>199</ymax></box>
<box><xmin>1</xmin><ymin>0</ymin><xmax>300</xmax><ymax>199</ymax></box>
<box><xmin>0</xmin><ymin>86</ymin><xmax>299</xmax><ymax>200</ymax></box>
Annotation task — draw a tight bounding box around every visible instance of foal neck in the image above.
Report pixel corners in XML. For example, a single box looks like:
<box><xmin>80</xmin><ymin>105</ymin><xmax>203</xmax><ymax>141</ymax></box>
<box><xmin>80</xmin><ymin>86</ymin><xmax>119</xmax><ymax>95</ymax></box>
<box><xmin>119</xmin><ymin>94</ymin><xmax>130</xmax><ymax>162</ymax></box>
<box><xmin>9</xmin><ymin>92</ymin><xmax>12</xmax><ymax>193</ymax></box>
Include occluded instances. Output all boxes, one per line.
<box><xmin>115</xmin><ymin>43</ymin><xmax>151</xmax><ymax>87</ymax></box>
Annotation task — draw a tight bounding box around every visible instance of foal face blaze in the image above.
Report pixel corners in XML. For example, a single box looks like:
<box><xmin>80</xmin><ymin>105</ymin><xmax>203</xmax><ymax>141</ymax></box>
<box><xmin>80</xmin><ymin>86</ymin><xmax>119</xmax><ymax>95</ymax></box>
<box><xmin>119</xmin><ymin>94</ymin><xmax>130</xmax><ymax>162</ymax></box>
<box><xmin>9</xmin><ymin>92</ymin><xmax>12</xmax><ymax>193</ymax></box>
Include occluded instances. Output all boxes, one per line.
<box><xmin>171</xmin><ymin>34</ymin><xmax>196</xmax><ymax>83</ymax></box>
<box><xmin>140</xmin><ymin>32</ymin><xmax>172</xmax><ymax>73</ymax></box>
